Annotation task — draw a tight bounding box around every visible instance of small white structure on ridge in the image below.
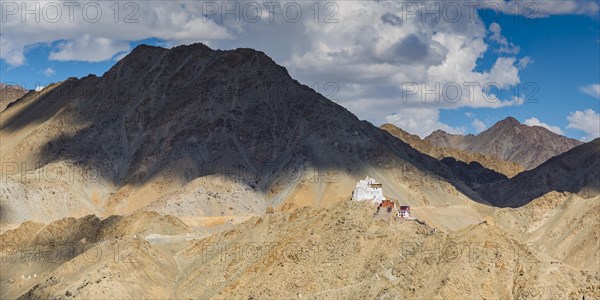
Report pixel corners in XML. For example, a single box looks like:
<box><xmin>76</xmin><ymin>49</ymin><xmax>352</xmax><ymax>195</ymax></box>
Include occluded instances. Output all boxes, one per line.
<box><xmin>352</xmin><ymin>176</ymin><xmax>386</xmax><ymax>203</ymax></box>
<box><xmin>398</xmin><ymin>206</ymin><xmax>411</xmax><ymax>218</ymax></box>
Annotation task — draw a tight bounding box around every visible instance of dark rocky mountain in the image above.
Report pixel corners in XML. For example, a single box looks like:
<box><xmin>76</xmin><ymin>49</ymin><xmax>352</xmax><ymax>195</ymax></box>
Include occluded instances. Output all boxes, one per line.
<box><xmin>1</xmin><ymin>44</ymin><xmax>445</xmax><ymax>184</ymax></box>
<box><xmin>0</xmin><ymin>43</ymin><xmax>483</xmax><ymax>224</ymax></box>
<box><xmin>425</xmin><ymin>117</ymin><xmax>583</xmax><ymax>169</ymax></box>
<box><xmin>477</xmin><ymin>138</ymin><xmax>600</xmax><ymax>207</ymax></box>
<box><xmin>439</xmin><ymin>157</ymin><xmax>507</xmax><ymax>185</ymax></box>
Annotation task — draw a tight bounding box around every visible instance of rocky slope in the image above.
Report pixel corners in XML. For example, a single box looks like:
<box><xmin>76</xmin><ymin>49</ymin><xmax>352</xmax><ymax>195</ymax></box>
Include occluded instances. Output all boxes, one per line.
<box><xmin>425</xmin><ymin>117</ymin><xmax>583</xmax><ymax>169</ymax></box>
<box><xmin>493</xmin><ymin>191</ymin><xmax>600</xmax><ymax>272</ymax></box>
<box><xmin>381</xmin><ymin>123</ymin><xmax>524</xmax><ymax>177</ymax></box>
<box><xmin>177</xmin><ymin>202</ymin><xmax>598</xmax><ymax>299</ymax></box>
<box><xmin>477</xmin><ymin>138</ymin><xmax>600</xmax><ymax>207</ymax></box>
<box><xmin>2</xmin><ymin>201</ymin><xmax>597</xmax><ymax>299</ymax></box>
<box><xmin>0</xmin><ymin>83</ymin><xmax>28</xmax><ymax>112</ymax></box>
<box><xmin>0</xmin><ymin>211</ymin><xmax>194</xmax><ymax>299</ymax></box>
<box><xmin>0</xmin><ymin>43</ymin><xmax>480</xmax><ymax>226</ymax></box>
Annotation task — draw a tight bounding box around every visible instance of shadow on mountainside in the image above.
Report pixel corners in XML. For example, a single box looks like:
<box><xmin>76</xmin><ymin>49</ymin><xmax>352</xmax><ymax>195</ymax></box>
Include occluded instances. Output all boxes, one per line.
<box><xmin>1</xmin><ymin>43</ymin><xmax>502</xmax><ymax>207</ymax></box>
<box><xmin>476</xmin><ymin>138</ymin><xmax>600</xmax><ymax>207</ymax></box>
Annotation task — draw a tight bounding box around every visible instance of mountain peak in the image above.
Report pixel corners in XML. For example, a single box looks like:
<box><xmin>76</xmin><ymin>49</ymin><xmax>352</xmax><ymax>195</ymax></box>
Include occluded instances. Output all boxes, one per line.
<box><xmin>127</xmin><ymin>43</ymin><xmax>169</xmax><ymax>57</ymax></box>
<box><xmin>425</xmin><ymin>116</ymin><xmax>583</xmax><ymax>169</ymax></box>
<box><xmin>428</xmin><ymin>129</ymin><xmax>450</xmax><ymax>137</ymax></box>
<box><xmin>117</xmin><ymin>43</ymin><xmax>287</xmax><ymax>77</ymax></box>
<box><xmin>496</xmin><ymin>116</ymin><xmax>520</xmax><ymax>126</ymax></box>
<box><xmin>131</xmin><ymin>43</ymin><xmax>167</xmax><ymax>51</ymax></box>
<box><xmin>126</xmin><ymin>43</ymin><xmax>274</xmax><ymax>63</ymax></box>
<box><xmin>0</xmin><ymin>82</ymin><xmax>27</xmax><ymax>91</ymax></box>
<box><xmin>103</xmin><ymin>43</ymin><xmax>295</xmax><ymax>96</ymax></box>
<box><xmin>119</xmin><ymin>43</ymin><xmax>216</xmax><ymax>67</ymax></box>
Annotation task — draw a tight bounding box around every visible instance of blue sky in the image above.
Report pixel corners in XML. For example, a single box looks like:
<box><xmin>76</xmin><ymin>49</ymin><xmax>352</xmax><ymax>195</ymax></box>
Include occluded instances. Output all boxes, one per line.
<box><xmin>1</xmin><ymin>1</ymin><xmax>599</xmax><ymax>140</ymax></box>
<box><xmin>442</xmin><ymin>10</ymin><xmax>600</xmax><ymax>139</ymax></box>
<box><xmin>0</xmin><ymin>38</ymin><xmax>163</xmax><ymax>90</ymax></box>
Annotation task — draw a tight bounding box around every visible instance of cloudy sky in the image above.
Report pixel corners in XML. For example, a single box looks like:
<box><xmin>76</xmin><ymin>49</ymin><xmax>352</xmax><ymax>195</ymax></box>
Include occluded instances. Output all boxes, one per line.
<box><xmin>1</xmin><ymin>0</ymin><xmax>599</xmax><ymax>140</ymax></box>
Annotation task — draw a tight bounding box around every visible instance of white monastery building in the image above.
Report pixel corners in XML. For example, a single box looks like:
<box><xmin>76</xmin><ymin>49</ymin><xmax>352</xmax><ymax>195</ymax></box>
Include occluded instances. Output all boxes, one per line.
<box><xmin>352</xmin><ymin>176</ymin><xmax>386</xmax><ymax>203</ymax></box>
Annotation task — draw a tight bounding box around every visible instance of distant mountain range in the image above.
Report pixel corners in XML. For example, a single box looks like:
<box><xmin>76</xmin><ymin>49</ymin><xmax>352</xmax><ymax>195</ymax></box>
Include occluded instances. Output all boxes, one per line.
<box><xmin>380</xmin><ymin>123</ymin><xmax>524</xmax><ymax>178</ymax></box>
<box><xmin>424</xmin><ymin>117</ymin><xmax>583</xmax><ymax>169</ymax></box>
<box><xmin>381</xmin><ymin>121</ymin><xmax>598</xmax><ymax>206</ymax></box>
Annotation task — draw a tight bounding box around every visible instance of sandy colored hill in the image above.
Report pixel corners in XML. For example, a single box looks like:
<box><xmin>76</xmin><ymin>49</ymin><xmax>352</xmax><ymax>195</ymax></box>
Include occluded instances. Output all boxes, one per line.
<box><xmin>176</xmin><ymin>201</ymin><xmax>598</xmax><ymax>299</ymax></box>
<box><xmin>425</xmin><ymin>117</ymin><xmax>582</xmax><ymax>169</ymax></box>
<box><xmin>1</xmin><ymin>210</ymin><xmax>190</xmax><ymax>248</ymax></box>
<box><xmin>0</xmin><ymin>161</ymin><xmax>114</xmax><ymax>225</ymax></box>
<box><xmin>381</xmin><ymin>123</ymin><xmax>524</xmax><ymax>177</ymax></box>
<box><xmin>493</xmin><ymin>191</ymin><xmax>600</xmax><ymax>272</ymax></box>
<box><xmin>0</xmin><ymin>211</ymin><xmax>194</xmax><ymax>299</ymax></box>
<box><xmin>12</xmin><ymin>238</ymin><xmax>179</xmax><ymax>299</ymax></box>
<box><xmin>3</xmin><ymin>201</ymin><xmax>597</xmax><ymax>299</ymax></box>
<box><xmin>142</xmin><ymin>175</ymin><xmax>267</xmax><ymax>218</ymax></box>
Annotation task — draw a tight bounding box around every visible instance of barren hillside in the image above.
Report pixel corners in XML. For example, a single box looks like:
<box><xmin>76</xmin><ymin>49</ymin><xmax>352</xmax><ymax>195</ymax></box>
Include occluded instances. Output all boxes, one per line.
<box><xmin>2</xmin><ymin>202</ymin><xmax>598</xmax><ymax>299</ymax></box>
<box><xmin>493</xmin><ymin>191</ymin><xmax>600</xmax><ymax>272</ymax></box>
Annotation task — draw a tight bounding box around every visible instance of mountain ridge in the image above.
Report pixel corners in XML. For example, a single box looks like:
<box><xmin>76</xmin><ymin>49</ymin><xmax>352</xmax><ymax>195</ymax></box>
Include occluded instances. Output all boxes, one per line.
<box><xmin>477</xmin><ymin>138</ymin><xmax>600</xmax><ymax>207</ymax></box>
<box><xmin>424</xmin><ymin>117</ymin><xmax>583</xmax><ymax>169</ymax></box>
<box><xmin>381</xmin><ymin>123</ymin><xmax>525</xmax><ymax>178</ymax></box>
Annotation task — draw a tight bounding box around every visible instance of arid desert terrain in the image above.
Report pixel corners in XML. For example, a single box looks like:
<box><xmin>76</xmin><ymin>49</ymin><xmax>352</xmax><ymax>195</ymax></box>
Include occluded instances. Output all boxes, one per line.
<box><xmin>1</xmin><ymin>43</ymin><xmax>598</xmax><ymax>299</ymax></box>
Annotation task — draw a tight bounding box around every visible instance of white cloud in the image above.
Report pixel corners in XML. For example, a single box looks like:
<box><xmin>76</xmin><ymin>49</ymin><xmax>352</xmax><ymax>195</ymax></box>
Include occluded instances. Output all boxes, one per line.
<box><xmin>511</xmin><ymin>95</ymin><xmax>526</xmax><ymax>105</ymax></box>
<box><xmin>385</xmin><ymin>108</ymin><xmax>465</xmax><ymax>138</ymax></box>
<box><xmin>518</xmin><ymin>56</ymin><xmax>532</xmax><ymax>69</ymax></box>
<box><xmin>0</xmin><ymin>2</ymin><xmax>234</xmax><ymax>66</ymax></box>
<box><xmin>0</xmin><ymin>35</ymin><xmax>26</xmax><ymax>66</ymax></box>
<box><xmin>472</xmin><ymin>118</ymin><xmax>487</xmax><ymax>133</ymax></box>
<box><xmin>2</xmin><ymin>0</ymin><xmax>591</xmax><ymax>129</ymax></box>
<box><xmin>579</xmin><ymin>84</ymin><xmax>600</xmax><ymax>99</ymax></box>
<box><xmin>567</xmin><ymin>109</ymin><xmax>600</xmax><ymax>141</ymax></box>
<box><xmin>465</xmin><ymin>112</ymin><xmax>474</xmax><ymax>118</ymax></box>
<box><xmin>491</xmin><ymin>0</ymin><xmax>599</xmax><ymax>18</ymax></box>
<box><xmin>489</xmin><ymin>22</ymin><xmax>519</xmax><ymax>55</ymax></box>
<box><xmin>43</xmin><ymin>67</ymin><xmax>55</xmax><ymax>77</ymax></box>
<box><xmin>49</xmin><ymin>36</ymin><xmax>131</xmax><ymax>62</ymax></box>
<box><xmin>488</xmin><ymin>57</ymin><xmax>520</xmax><ymax>88</ymax></box>
<box><xmin>524</xmin><ymin>117</ymin><xmax>564</xmax><ymax>135</ymax></box>
<box><xmin>282</xmin><ymin>1</ymin><xmax>527</xmax><ymax>126</ymax></box>
<box><xmin>35</xmin><ymin>85</ymin><xmax>46</xmax><ymax>92</ymax></box>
